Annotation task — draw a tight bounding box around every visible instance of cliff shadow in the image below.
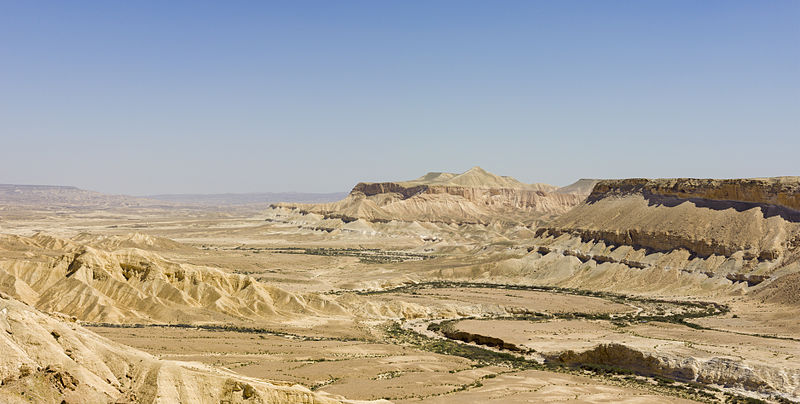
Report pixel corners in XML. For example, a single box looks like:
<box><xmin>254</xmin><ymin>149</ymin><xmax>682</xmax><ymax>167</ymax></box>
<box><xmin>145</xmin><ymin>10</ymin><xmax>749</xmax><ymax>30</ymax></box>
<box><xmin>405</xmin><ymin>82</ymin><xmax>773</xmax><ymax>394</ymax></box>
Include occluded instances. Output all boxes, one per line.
<box><xmin>641</xmin><ymin>193</ymin><xmax>800</xmax><ymax>223</ymax></box>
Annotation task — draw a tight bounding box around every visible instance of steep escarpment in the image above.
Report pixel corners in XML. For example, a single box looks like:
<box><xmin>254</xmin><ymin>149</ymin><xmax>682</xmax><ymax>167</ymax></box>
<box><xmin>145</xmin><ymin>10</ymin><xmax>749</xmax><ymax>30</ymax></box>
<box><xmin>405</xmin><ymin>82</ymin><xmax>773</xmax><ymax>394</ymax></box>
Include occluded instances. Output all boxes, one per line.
<box><xmin>0</xmin><ymin>293</ymin><xmax>355</xmax><ymax>404</ymax></box>
<box><xmin>276</xmin><ymin>167</ymin><xmax>586</xmax><ymax>225</ymax></box>
<box><xmin>589</xmin><ymin>177</ymin><xmax>800</xmax><ymax>212</ymax></box>
<box><xmin>536</xmin><ymin>177</ymin><xmax>800</xmax><ymax>272</ymax></box>
<box><xmin>426</xmin><ymin>177</ymin><xmax>800</xmax><ymax>297</ymax></box>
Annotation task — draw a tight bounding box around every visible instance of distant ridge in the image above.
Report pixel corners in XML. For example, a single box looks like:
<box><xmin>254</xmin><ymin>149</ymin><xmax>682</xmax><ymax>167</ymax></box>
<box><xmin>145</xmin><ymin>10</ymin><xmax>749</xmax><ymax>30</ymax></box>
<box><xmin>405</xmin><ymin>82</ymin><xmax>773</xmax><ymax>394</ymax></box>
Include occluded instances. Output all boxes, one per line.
<box><xmin>401</xmin><ymin>166</ymin><xmax>558</xmax><ymax>192</ymax></box>
<box><xmin>0</xmin><ymin>184</ymin><xmax>156</xmax><ymax>208</ymax></box>
<box><xmin>0</xmin><ymin>183</ymin><xmax>346</xmax><ymax>208</ymax></box>
<box><xmin>555</xmin><ymin>179</ymin><xmax>601</xmax><ymax>195</ymax></box>
<box><xmin>146</xmin><ymin>192</ymin><xmax>348</xmax><ymax>206</ymax></box>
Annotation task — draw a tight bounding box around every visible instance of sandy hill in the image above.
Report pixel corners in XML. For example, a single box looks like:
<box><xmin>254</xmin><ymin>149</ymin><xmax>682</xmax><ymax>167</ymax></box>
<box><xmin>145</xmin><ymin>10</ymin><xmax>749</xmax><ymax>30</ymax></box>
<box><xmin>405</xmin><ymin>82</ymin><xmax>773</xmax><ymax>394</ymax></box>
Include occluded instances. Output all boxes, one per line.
<box><xmin>275</xmin><ymin>167</ymin><xmax>586</xmax><ymax>225</ymax></box>
<box><xmin>402</xmin><ymin>166</ymin><xmax>558</xmax><ymax>192</ymax></box>
<box><xmin>0</xmin><ymin>292</ymin><xmax>357</xmax><ymax>403</ymax></box>
<box><xmin>555</xmin><ymin>179</ymin><xmax>600</xmax><ymax>195</ymax></box>
<box><xmin>470</xmin><ymin>177</ymin><xmax>800</xmax><ymax>297</ymax></box>
<box><xmin>542</xmin><ymin>177</ymin><xmax>800</xmax><ymax>261</ymax></box>
<box><xmin>0</xmin><ymin>233</ymin><xmax>349</xmax><ymax>324</ymax></box>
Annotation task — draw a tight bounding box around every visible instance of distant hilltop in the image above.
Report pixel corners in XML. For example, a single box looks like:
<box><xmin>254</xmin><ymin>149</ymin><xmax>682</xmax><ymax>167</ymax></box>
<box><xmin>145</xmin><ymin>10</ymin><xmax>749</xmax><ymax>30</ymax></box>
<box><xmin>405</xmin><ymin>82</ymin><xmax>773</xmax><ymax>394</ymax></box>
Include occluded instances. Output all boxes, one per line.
<box><xmin>275</xmin><ymin>167</ymin><xmax>596</xmax><ymax>225</ymax></box>
<box><xmin>395</xmin><ymin>166</ymin><xmax>559</xmax><ymax>192</ymax></box>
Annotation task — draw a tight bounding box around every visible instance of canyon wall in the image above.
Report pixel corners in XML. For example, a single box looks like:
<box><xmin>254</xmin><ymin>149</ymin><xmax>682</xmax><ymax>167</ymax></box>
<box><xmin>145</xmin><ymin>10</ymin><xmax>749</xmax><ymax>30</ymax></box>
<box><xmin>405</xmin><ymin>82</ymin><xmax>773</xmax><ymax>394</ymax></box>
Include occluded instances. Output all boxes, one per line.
<box><xmin>539</xmin><ymin>177</ymin><xmax>800</xmax><ymax>263</ymax></box>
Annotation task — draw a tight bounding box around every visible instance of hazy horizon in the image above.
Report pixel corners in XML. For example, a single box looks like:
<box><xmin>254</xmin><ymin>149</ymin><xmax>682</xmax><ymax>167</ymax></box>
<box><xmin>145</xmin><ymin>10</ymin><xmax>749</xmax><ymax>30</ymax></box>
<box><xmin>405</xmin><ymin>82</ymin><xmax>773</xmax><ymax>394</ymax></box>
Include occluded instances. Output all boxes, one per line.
<box><xmin>4</xmin><ymin>167</ymin><xmax>800</xmax><ymax>197</ymax></box>
<box><xmin>2</xmin><ymin>1</ymin><xmax>798</xmax><ymax>195</ymax></box>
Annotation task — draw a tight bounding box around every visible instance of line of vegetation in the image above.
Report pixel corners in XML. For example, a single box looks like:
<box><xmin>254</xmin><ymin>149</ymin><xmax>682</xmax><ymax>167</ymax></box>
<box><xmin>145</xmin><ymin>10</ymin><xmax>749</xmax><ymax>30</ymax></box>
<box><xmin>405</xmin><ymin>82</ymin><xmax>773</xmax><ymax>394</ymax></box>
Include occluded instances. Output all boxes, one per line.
<box><xmin>83</xmin><ymin>322</ymin><xmax>366</xmax><ymax>342</ymax></box>
<box><xmin>220</xmin><ymin>246</ymin><xmax>435</xmax><ymax>263</ymax></box>
<box><xmin>374</xmin><ymin>282</ymin><xmax>800</xmax><ymax>403</ymax></box>
<box><xmin>385</xmin><ymin>321</ymin><xmax>787</xmax><ymax>404</ymax></box>
<box><xmin>355</xmin><ymin>280</ymin><xmax>728</xmax><ymax>318</ymax></box>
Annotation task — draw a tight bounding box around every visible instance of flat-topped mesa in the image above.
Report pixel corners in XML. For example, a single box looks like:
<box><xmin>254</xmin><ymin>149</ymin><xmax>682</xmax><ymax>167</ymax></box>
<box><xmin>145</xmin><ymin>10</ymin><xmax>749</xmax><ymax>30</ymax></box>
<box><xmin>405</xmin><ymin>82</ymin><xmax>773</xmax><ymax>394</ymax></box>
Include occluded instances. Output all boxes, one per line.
<box><xmin>351</xmin><ymin>181</ymin><xmax>553</xmax><ymax>205</ymax></box>
<box><xmin>275</xmin><ymin>167</ymin><xmax>586</xmax><ymax>225</ymax></box>
<box><xmin>589</xmin><ymin>177</ymin><xmax>800</xmax><ymax>212</ymax></box>
<box><xmin>351</xmin><ymin>182</ymin><xmax>429</xmax><ymax>199</ymax></box>
<box><xmin>538</xmin><ymin>177</ymin><xmax>800</xmax><ymax>268</ymax></box>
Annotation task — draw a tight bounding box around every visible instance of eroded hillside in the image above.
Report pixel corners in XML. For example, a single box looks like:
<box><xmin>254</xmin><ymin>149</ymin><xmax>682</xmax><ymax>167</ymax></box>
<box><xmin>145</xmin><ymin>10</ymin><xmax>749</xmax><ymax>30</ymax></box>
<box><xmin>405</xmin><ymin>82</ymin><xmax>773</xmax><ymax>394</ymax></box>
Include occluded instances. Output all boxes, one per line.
<box><xmin>467</xmin><ymin>177</ymin><xmax>800</xmax><ymax>297</ymax></box>
<box><xmin>0</xmin><ymin>233</ymin><xmax>350</xmax><ymax>325</ymax></box>
<box><xmin>276</xmin><ymin>167</ymin><xmax>588</xmax><ymax>224</ymax></box>
<box><xmin>0</xmin><ymin>293</ymin><xmax>357</xmax><ymax>404</ymax></box>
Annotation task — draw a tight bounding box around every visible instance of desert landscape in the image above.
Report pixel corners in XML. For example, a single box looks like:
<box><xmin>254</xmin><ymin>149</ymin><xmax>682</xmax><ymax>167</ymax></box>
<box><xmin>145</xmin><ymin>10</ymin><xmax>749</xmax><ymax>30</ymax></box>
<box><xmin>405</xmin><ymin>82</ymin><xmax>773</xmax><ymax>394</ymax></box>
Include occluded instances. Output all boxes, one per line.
<box><xmin>2</xmin><ymin>2</ymin><xmax>797</xmax><ymax>403</ymax></box>
<box><xmin>1</xmin><ymin>168</ymin><xmax>798</xmax><ymax>403</ymax></box>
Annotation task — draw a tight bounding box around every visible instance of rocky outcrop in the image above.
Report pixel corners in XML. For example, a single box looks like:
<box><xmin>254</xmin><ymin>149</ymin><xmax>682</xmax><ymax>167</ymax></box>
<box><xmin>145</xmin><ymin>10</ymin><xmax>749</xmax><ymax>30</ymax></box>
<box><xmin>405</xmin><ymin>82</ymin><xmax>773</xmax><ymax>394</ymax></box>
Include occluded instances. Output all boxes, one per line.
<box><xmin>589</xmin><ymin>177</ymin><xmax>800</xmax><ymax>213</ymax></box>
<box><xmin>548</xmin><ymin>343</ymin><xmax>799</xmax><ymax>401</ymax></box>
<box><xmin>534</xmin><ymin>227</ymin><xmax>781</xmax><ymax>260</ymax></box>
<box><xmin>539</xmin><ymin>177</ymin><xmax>800</xmax><ymax>273</ymax></box>
<box><xmin>351</xmin><ymin>182</ymin><xmax>428</xmax><ymax>199</ymax></box>
<box><xmin>276</xmin><ymin>167</ymin><xmax>587</xmax><ymax>225</ymax></box>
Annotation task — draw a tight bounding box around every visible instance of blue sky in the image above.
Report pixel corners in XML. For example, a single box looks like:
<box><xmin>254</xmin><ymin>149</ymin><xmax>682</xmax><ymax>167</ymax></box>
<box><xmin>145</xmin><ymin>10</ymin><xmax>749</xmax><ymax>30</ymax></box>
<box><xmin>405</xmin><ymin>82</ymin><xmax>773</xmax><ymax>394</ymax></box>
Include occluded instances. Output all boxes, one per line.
<box><xmin>1</xmin><ymin>1</ymin><xmax>797</xmax><ymax>194</ymax></box>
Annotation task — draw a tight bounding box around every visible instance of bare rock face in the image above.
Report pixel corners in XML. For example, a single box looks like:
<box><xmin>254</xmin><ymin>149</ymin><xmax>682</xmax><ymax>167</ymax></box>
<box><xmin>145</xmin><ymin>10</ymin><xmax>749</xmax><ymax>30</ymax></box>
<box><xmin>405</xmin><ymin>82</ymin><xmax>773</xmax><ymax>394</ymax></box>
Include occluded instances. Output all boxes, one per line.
<box><xmin>537</xmin><ymin>177</ymin><xmax>800</xmax><ymax>271</ymax></box>
<box><xmin>548</xmin><ymin>343</ymin><xmax>799</xmax><ymax>400</ymax></box>
<box><xmin>455</xmin><ymin>177</ymin><xmax>800</xmax><ymax>298</ymax></box>
<box><xmin>589</xmin><ymin>177</ymin><xmax>800</xmax><ymax>212</ymax></box>
<box><xmin>277</xmin><ymin>167</ymin><xmax>587</xmax><ymax>225</ymax></box>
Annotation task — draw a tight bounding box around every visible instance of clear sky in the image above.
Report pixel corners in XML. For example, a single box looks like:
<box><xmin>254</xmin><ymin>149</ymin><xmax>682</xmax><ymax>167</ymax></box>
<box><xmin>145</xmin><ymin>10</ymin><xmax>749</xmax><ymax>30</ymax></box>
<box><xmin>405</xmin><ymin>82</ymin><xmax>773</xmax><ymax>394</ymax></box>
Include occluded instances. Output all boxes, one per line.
<box><xmin>1</xmin><ymin>1</ymin><xmax>798</xmax><ymax>194</ymax></box>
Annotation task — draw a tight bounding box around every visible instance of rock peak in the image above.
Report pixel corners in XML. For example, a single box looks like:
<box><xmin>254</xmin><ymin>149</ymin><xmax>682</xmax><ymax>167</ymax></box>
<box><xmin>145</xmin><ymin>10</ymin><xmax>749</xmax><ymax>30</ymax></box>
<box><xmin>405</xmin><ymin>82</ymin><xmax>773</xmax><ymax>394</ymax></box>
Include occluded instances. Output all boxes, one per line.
<box><xmin>465</xmin><ymin>166</ymin><xmax>488</xmax><ymax>173</ymax></box>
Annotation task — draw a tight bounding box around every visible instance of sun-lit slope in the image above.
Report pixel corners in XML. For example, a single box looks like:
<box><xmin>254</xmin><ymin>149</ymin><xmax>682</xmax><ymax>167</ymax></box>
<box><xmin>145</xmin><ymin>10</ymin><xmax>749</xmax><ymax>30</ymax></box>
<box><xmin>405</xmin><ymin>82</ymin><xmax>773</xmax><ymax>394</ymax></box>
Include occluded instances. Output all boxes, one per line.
<box><xmin>755</xmin><ymin>271</ymin><xmax>800</xmax><ymax>306</ymax></box>
<box><xmin>433</xmin><ymin>177</ymin><xmax>800</xmax><ymax>297</ymax></box>
<box><xmin>0</xmin><ymin>293</ymin><xmax>358</xmax><ymax>404</ymax></box>
<box><xmin>0</xmin><ymin>233</ymin><xmax>348</xmax><ymax>324</ymax></box>
<box><xmin>540</xmin><ymin>177</ymin><xmax>800</xmax><ymax>262</ymax></box>
<box><xmin>1</xmin><ymin>232</ymin><xmax>549</xmax><ymax>326</ymax></box>
<box><xmin>276</xmin><ymin>167</ymin><xmax>585</xmax><ymax>225</ymax></box>
<box><xmin>402</xmin><ymin>166</ymin><xmax>558</xmax><ymax>192</ymax></box>
<box><xmin>554</xmin><ymin>179</ymin><xmax>600</xmax><ymax>196</ymax></box>
<box><xmin>70</xmin><ymin>232</ymin><xmax>190</xmax><ymax>251</ymax></box>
